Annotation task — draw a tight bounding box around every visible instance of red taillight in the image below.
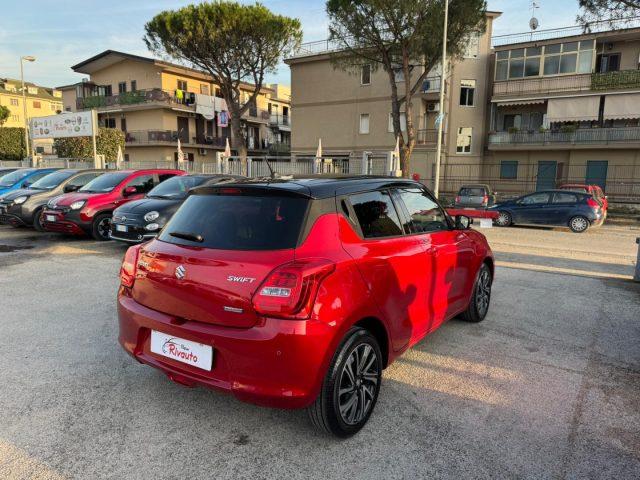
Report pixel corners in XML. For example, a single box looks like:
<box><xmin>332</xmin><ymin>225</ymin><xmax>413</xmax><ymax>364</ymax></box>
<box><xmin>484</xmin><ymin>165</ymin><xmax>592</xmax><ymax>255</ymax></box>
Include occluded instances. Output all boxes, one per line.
<box><xmin>252</xmin><ymin>258</ymin><xmax>336</xmax><ymax>319</ymax></box>
<box><xmin>586</xmin><ymin>198</ymin><xmax>600</xmax><ymax>210</ymax></box>
<box><xmin>455</xmin><ymin>196</ymin><xmax>461</xmax><ymax>203</ymax></box>
<box><xmin>482</xmin><ymin>195</ymin><xmax>489</xmax><ymax>204</ymax></box>
<box><xmin>120</xmin><ymin>245</ymin><xmax>141</xmax><ymax>288</ymax></box>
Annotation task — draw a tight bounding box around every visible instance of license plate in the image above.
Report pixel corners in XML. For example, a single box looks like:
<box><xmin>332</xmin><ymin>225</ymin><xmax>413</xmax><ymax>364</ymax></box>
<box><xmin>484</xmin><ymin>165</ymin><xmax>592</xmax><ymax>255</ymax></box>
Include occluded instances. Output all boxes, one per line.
<box><xmin>46</xmin><ymin>215</ymin><xmax>56</xmax><ymax>222</ymax></box>
<box><xmin>150</xmin><ymin>330</ymin><xmax>213</xmax><ymax>371</ymax></box>
<box><xmin>479</xmin><ymin>218</ymin><xmax>493</xmax><ymax>229</ymax></box>
<box><xmin>115</xmin><ymin>224</ymin><xmax>128</xmax><ymax>232</ymax></box>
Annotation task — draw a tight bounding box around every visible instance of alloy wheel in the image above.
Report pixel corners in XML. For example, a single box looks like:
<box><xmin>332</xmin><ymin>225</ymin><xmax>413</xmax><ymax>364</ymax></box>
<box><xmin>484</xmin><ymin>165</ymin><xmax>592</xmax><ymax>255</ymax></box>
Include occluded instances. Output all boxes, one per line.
<box><xmin>570</xmin><ymin>216</ymin><xmax>588</xmax><ymax>232</ymax></box>
<box><xmin>98</xmin><ymin>217</ymin><xmax>111</xmax><ymax>239</ymax></box>
<box><xmin>475</xmin><ymin>268</ymin><xmax>491</xmax><ymax>317</ymax></box>
<box><xmin>496</xmin><ymin>212</ymin><xmax>510</xmax><ymax>226</ymax></box>
<box><xmin>338</xmin><ymin>343</ymin><xmax>379</xmax><ymax>426</ymax></box>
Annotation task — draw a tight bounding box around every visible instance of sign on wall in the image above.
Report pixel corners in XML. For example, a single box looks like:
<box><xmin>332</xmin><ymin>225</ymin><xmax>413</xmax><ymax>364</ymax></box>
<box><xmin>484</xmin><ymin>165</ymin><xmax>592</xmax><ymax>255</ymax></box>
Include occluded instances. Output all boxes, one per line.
<box><xmin>30</xmin><ymin>111</ymin><xmax>95</xmax><ymax>139</ymax></box>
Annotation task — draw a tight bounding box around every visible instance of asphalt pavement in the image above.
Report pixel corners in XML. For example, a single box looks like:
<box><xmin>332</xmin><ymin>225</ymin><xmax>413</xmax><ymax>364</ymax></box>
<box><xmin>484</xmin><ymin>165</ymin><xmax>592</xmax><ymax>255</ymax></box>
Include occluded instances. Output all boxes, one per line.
<box><xmin>0</xmin><ymin>224</ymin><xmax>638</xmax><ymax>479</ymax></box>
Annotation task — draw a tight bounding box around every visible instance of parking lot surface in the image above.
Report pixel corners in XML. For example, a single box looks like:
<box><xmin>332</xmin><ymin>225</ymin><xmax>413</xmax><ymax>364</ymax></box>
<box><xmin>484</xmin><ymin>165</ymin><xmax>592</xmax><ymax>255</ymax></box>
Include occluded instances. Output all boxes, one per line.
<box><xmin>0</xmin><ymin>224</ymin><xmax>639</xmax><ymax>479</ymax></box>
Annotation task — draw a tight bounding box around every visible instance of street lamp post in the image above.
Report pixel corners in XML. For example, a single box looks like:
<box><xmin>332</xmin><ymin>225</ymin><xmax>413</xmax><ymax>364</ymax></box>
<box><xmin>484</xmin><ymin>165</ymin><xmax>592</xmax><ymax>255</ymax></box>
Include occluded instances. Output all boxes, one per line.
<box><xmin>433</xmin><ymin>0</ymin><xmax>449</xmax><ymax>198</ymax></box>
<box><xmin>20</xmin><ymin>56</ymin><xmax>36</xmax><ymax>165</ymax></box>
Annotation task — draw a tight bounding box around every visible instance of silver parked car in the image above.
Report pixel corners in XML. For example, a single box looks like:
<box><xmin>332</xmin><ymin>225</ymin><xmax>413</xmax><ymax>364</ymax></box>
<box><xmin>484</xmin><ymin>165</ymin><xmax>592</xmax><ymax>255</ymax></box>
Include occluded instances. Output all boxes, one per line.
<box><xmin>454</xmin><ymin>184</ymin><xmax>496</xmax><ymax>209</ymax></box>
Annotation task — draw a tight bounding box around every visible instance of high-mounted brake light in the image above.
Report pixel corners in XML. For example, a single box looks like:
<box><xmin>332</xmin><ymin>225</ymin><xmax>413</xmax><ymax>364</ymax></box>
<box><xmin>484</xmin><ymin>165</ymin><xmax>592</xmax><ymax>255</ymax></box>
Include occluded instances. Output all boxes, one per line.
<box><xmin>252</xmin><ymin>259</ymin><xmax>335</xmax><ymax>319</ymax></box>
<box><xmin>120</xmin><ymin>244</ymin><xmax>142</xmax><ymax>288</ymax></box>
<box><xmin>218</xmin><ymin>187</ymin><xmax>242</xmax><ymax>195</ymax></box>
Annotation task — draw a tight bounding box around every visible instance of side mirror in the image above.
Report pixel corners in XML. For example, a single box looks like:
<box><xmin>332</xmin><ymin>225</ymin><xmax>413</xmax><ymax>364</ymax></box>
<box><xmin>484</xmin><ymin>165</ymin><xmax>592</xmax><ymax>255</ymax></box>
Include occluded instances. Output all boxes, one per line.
<box><xmin>63</xmin><ymin>184</ymin><xmax>80</xmax><ymax>193</ymax></box>
<box><xmin>22</xmin><ymin>181</ymin><xmax>31</xmax><ymax>188</ymax></box>
<box><xmin>123</xmin><ymin>186</ymin><xmax>137</xmax><ymax>196</ymax></box>
<box><xmin>455</xmin><ymin>215</ymin><xmax>473</xmax><ymax>230</ymax></box>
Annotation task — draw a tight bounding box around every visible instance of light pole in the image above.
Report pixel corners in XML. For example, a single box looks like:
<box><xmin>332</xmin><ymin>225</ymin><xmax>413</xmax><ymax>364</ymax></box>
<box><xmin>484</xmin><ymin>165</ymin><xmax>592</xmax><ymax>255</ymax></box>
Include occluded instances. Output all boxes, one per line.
<box><xmin>20</xmin><ymin>56</ymin><xmax>36</xmax><ymax>164</ymax></box>
<box><xmin>433</xmin><ymin>0</ymin><xmax>449</xmax><ymax>198</ymax></box>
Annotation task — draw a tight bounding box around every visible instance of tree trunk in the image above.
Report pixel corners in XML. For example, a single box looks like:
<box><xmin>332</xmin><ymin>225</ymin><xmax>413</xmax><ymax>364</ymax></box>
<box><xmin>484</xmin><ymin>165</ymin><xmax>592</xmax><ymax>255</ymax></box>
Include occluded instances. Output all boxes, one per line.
<box><xmin>402</xmin><ymin>52</ymin><xmax>416</xmax><ymax>178</ymax></box>
<box><xmin>386</xmin><ymin>67</ymin><xmax>408</xmax><ymax>176</ymax></box>
<box><xmin>228</xmin><ymin>102</ymin><xmax>248</xmax><ymax>176</ymax></box>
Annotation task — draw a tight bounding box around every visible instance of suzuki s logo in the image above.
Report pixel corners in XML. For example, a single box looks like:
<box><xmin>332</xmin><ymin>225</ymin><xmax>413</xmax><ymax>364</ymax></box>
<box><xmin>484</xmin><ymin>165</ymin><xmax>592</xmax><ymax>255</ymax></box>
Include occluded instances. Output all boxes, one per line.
<box><xmin>175</xmin><ymin>265</ymin><xmax>186</xmax><ymax>280</ymax></box>
<box><xmin>227</xmin><ymin>275</ymin><xmax>256</xmax><ymax>284</ymax></box>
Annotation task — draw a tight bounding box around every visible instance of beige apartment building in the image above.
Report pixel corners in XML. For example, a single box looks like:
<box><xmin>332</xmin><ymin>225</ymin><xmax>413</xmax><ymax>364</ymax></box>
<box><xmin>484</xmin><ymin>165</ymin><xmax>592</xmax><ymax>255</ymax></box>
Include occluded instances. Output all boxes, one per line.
<box><xmin>0</xmin><ymin>78</ymin><xmax>63</xmax><ymax>154</ymax></box>
<box><xmin>60</xmin><ymin>50</ymin><xmax>291</xmax><ymax>165</ymax></box>
<box><xmin>286</xmin><ymin>15</ymin><xmax>640</xmax><ymax>202</ymax></box>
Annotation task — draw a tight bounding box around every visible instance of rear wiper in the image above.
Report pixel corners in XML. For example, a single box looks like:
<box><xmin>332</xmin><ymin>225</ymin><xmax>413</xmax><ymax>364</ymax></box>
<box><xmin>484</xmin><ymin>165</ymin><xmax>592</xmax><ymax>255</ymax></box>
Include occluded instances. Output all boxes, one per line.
<box><xmin>169</xmin><ymin>231</ymin><xmax>204</xmax><ymax>243</ymax></box>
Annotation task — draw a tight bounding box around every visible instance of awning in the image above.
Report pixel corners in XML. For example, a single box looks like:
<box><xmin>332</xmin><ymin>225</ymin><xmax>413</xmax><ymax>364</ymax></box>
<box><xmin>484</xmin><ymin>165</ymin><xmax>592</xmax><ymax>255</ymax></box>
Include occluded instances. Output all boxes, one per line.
<box><xmin>497</xmin><ymin>99</ymin><xmax>545</xmax><ymax>107</ymax></box>
<box><xmin>604</xmin><ymin>93</ymin><xmax>640</xmax><ymax>120</ymax></box>
<box><xmin>547</xmin><ymin>96</ymin><xmax>600</xmax><ymax>123</ymax></box>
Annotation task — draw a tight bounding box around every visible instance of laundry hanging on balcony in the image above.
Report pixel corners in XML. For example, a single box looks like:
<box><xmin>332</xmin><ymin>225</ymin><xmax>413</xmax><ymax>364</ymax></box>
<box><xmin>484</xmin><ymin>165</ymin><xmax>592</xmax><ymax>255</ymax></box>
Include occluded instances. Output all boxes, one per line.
<box><xmin>546</xmin><ymin>96</ymin><xmax>600</xmax><ymax>123</ymax></box>
<box><xmin>603</xmin><ymin>93</ymin><xmax>640</xmax><ymax>120</ymax></box>
<box><xmin>195</xmin><ymin>94</ymin><xmax>216</xmax><ymax>120</ymax></box>
<box><xmin>217</xmin><ymin>110</ymin><xmax>229</xmax><ymax>128</ymax></box>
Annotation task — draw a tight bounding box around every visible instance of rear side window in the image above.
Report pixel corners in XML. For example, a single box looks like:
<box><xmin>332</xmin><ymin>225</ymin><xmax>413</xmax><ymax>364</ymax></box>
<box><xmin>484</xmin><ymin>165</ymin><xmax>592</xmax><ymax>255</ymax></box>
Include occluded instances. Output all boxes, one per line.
<box><xmin>459</xmin><ymin>187</ymin><xmax>486</xmax><ymax>196</ymax></box>
<box><xmin>158</xmin><ymin>194</ymin><xmax>309</xmax><ymax>250</ymax></box>
<box><xmin>552</xmin><ymin>192</ymin><xmax>578</xmax><ymax>204</ymax></box>
<box><xmin>519</xmin><ymin>193</ymin><xmax>550</xmax><ymax>205</ymax></box>
<box><xmin>349</xmin><ymin>190</ymin><xmax>403</xmax><ymax>239</ymax></box>
<box><xmin>396</xmin><ymin>187</ymin><xmax>449</xmax><ymax>233</ymax></box>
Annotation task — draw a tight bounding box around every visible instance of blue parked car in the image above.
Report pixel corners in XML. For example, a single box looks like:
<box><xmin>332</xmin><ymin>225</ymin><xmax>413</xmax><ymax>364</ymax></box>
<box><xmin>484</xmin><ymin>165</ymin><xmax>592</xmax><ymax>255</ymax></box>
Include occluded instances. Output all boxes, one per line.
<box><xmin>0</xmin><ymin>168</ymin><xmax>59</xmax><ymax>197</ymax></box>
<box><xmin>490</xmin><ymin>190</ymin><xmax>604</xmax><ymax>233</ymax></box>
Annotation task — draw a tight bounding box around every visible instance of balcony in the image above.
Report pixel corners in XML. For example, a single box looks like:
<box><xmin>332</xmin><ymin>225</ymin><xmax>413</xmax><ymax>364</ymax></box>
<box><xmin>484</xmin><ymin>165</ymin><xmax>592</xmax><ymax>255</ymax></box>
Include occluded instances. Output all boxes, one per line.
<box><xmin>76</xmin><ymin>89</ymin><xmax>195</xmax><ymax>112</ymax></box>
<box><xmin>416</xmin><ymin>129</ymin><xmax>444</xmax><ymax>147</ymax></box>
<box><xmin>591</xmin><ymin>70</ymin><xmax>640</xmax><ymax>91</ymax></box>
<box><xmin>269</xmin><ymin>114</ymin><xmax>291</xmax><ymax>128</ymax></box>
<box><xmin>124</xmin><ymin>130</ymin><xmax>230</xmax><ymax>147</ymax></box>
<box><xmin>488</xmin><ymin>127</ymin><xmax>640</xmax><ymax>149</ymax></box>
<box><xmin>420</xmin><ymin>77</ymin><xmax>441</xmax><ymax>94</ymax></box>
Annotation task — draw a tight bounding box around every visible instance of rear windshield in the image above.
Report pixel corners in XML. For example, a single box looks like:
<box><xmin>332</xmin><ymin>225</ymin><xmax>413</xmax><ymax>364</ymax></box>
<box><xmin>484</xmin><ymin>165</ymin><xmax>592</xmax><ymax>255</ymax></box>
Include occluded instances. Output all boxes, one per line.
<box><xmin>29</xmin><ymin>171</ymin><xmax>75</xmax><ymax>190</ymax></box>
<box><xmin>147</xmin><ymin>176</ymin><xmax>208</xmax><ymax>199</ymax></box>
<box><xmin>562</xmin><ymin>186</ymin><xmax>589</xmax><ymax>193</ymax></box>
<box><xmin>158</xmin><ymin>194</ymin><xmax>309</xmax><ymax>250</ymax></box>
<box><xmin>459</xmin><ymin>187</ymin><xmax>486</xmax><ymax>196</ymax></box>
<box><xmin>80</xmin><ymin>172</ymin><xmax>130</xmax><ymax>193</ymax></box>
<box><xmin>0</xmin><ymin>169</ymin><xmax>34</xmax><ymax>187</ymax></box>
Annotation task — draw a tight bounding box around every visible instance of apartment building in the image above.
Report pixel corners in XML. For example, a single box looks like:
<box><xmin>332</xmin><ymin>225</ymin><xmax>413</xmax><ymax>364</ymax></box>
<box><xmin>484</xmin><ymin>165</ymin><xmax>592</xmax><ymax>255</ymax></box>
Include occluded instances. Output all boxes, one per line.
<box><xmin>0</xmin><ymin>78</ymin><xmax>63</xmax><ymax>154</ymax></box>
<box><xmin>286</xmin><ymin>15</ymin><xmax>640</xmax><ymax>201</ymax></box>
<box><xmin>60</xmin><ymin>50</ymin><xmax>291</xmax><ymax>164</ymax></box>
<box><xmin>486</xmin><ymin>21</ymin><xmax>640</xmax><ymax>200</ymax></box>
<box><xmin>285</xmin><ymin>12</ymin><xmax>501</xmax><ymax>179</ymax></box>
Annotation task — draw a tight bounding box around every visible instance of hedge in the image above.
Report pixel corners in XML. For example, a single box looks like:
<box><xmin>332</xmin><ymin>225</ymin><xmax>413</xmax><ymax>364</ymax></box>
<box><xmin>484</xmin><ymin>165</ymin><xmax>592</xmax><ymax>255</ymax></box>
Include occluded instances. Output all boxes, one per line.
<box><xmin>0</xmin><ymin>127</ymin><xmax>27</xmax><ymax>160</ymax></box>
<box><xmin>54</xmin><ymin>127</ymin><xmax>125</xmax><ymax>161</ymax></box>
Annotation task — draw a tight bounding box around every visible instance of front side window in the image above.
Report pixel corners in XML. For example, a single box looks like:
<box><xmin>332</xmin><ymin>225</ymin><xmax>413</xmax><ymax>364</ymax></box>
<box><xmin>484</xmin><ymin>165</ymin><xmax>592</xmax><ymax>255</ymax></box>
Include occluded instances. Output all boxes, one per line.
<box><xmin>80</xmin><ymin>172</ymin><xmax>130</xmax><ymax>193</ymax></box>
<box><xmin>460</xmin><ymin>80</ymin><xmax>476</xmax><ymax>106</ymax></box>
<box><xmin>28</xmin><ymin>170</ymin><xmax>76</xmax><ymax>190</ymax></box>
<box><xmin>520</xmin><ymin>193</ymin><xmax>550</xmax><ymax>205</ymax></box>
<box><xmin>148</xmin><ymin>175</ymin><xmax>207</xmax><ymax>199</ymax></box>
<box><xmin>66</xmin><ymin>172</ymin><xmax>103</xmax><ymax>189</ymax></box>
<box><xmin>396</xmin><ymin>187</ymin><xmax>449</xmax><ymax>233</ymax></box>
<box><xmin>124</xmin><ymin>174</ymin><xmax>155</xmax><ymax>194</ymax></box>
<box><xmin>456</xmin><ymin>127</ymin><xmax>473</xmax><ymax>154</ymax></box>
<box><xmin>349</xmin><ymin>190</ymin><xmax>403</xmax><ymax>239</ymax></box>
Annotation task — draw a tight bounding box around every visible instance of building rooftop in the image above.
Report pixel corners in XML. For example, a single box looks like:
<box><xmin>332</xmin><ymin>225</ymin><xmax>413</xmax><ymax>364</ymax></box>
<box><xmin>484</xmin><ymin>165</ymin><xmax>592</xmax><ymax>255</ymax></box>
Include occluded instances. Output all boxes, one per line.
<box><xmin>0</xmin><ymin>78</ymin><xmax>62</xmax><ymax>102</ymax></box>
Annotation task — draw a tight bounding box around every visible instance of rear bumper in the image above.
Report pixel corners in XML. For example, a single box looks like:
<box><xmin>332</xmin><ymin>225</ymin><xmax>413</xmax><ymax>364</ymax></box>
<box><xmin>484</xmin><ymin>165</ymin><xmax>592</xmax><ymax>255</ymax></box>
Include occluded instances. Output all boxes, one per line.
<box><xmin>117</xmin><ymin>289</ymin><xmax>335</xmax><ymax>409</ymax></box>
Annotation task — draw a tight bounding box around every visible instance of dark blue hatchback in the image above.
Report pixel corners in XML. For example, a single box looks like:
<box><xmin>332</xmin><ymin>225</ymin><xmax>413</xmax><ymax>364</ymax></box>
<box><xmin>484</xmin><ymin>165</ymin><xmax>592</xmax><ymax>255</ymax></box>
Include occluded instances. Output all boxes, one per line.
<box><xmin>490</xmin><ymin>190</ymin><xmax>604</xmax><ymax>233</ymax></box>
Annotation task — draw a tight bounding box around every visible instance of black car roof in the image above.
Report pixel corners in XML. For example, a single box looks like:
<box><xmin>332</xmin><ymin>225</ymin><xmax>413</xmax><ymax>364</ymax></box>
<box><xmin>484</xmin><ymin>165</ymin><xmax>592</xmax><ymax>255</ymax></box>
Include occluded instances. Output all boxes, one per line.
<box><xmin>194</xmin><ymin>175</ymin><xmax>425</xmax><ymax>199</ymax></box>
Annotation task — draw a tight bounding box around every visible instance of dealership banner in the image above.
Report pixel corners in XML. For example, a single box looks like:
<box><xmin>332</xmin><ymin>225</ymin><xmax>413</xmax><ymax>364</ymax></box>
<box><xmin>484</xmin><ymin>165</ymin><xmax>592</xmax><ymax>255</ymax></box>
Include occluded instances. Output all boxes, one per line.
<box><xmin>30</xmin><ymin>111</ymin><xmax>95</xmax><ymax>139</ymax></box>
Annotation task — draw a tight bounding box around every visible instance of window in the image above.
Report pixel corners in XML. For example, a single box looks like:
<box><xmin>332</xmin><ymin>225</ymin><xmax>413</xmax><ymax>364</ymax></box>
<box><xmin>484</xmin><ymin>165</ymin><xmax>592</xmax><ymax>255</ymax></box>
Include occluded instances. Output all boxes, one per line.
<box><xmin>500</xmin><ymin>161</ymin><xmax>518</xmax><ymax>179</ymax></box>
<box><xmin>10</xmin><ymin>98</ymin><xmax>18</xmax><ymax>106</ymax></box>
<box><xmin>159</xmin><ymin>194</ymin><xmax>309</xmax><ymax>250</ymax></box>
<box><xmin>124</xmin><ymin>174</ymin><xmax>156</xmax><ymax>195</ymax></box>
<box><xmin>456</xmin><ymin>127</ymin><xmax>472</xmax><ymax>154</ymax></box>
<box><xmin>394</xmin><ymin>68</ymin><xmax>405</xmax><ymax>83</ymax></box>
<box><xmin>396</xmin><ymin>187</ymin><xmax>449</xmax><ymax>233</ymax></box>
<box><xmin>177</xmin><ymin>80</ymin><xmax>188</xmax><ymax>91</ymax></box>
<box><xmin>104</xmin><ymin>118</ymin><xmax>116</xmax><ymax>129</ymax></box>
<box><xmin>552</xmin><ymin>192</ymin><xmax>578</xmax><ymax>204</ymax></box>
<box><xmin>50</xmin><ymin>103</ymin><xmax>57</xmax><ymax>111</ymax></box>
<box><xmin>361</xmin><ymin>64</ymin><xmax>371</xmax><ymax>85</ymax></box>
<box><xmin>65</xmin><ymin>106</ymin><xmax>72</xmax><ymax>112</ymax></box>
<box><xmin>519</xmin><ymin>192</ymin><xmax>550</xmax><ymax>205</ymax></box>
<box><xmin>349</xmin><ymin>191</ymin><xmax>403</xmax><ymax>239</ymax></box>
<box><xmin>80</xmin><ymin>172</ymin><xmax>130</xmax><ymax>193</ymax></box>
<box><xmin>215</xmin><ymin>88</ymin><xmax>223</xmax><ymax>98</ymax></box>
<box><xmin>359</xmin><ymin>114</ymin><xmax>370</xmax><ymax>134</ymax></box>
<box><xmin>388</xmin><ymin>113</ymin><xmax>407</xmax><ymax>132</ymax></box>
<box><xmin>33</xmin><ymin>101</ymin><xmax>41</xmax><ymax>109</ymax></box>
<box><xmin>200</xmin><ymin>84</ymin><xmax>209</xmax><ymax>95</ymax></box>
<box><xmin>131</xmin><ymin>80</ymin><xmax>137</xmax><ymax>91</ymax></box>
<box><xmin>460</xmin><ymin>80</ymin><xmax>476</xmax><ymax>106</ymax></box>
<box><xmin>66</xmin><ymin>172</ymin><xmax>103</xmax><ymax>190</ymax></box>
<box><xmin>11</xmin><ymin>114</ymin><xmax>19</xmax><ymax>121</ymax></box>
<box><xmin>118</xmin><ymin>82</ymin><xmax>127</xmax><ymax>94</ymax></box>
<box><xmin>104</xmin><ymin>85</ymin><xmax>113</xmax><ymax>97</ymax></box>
<box><xmin>596</xmin><ymin>53</ymin><xmax>620</xmax><ymax>73</ymax></box>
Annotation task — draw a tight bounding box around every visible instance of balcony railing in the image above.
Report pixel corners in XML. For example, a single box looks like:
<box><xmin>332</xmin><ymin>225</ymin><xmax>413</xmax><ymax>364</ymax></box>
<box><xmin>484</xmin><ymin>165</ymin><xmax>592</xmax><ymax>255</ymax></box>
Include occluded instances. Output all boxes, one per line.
<box><xmin>592</xmin><ymin>70</ymin><xmax>640</xmax><ymax>91</ymax></box>
<box><xmin>269</xmin><ymin>114</ymin><xmax>291</xmax><ymax>127</ymax></box>
<box><xmin>421</xmin><ymin>77</ymin><xmax>441</xmax><ymax>93</ymax></box>
<box><xmin>76</xmin><ymin>88</ymin><xmax>195</xmax><ymax>111</ymax></box>
<box><xmin>124</xmin><ymin>130</ymin><xmax>230</xmax><ymax>147</ymax></box>
<box><xmin>416</xmin><ymin>129</ymin><xmax>444</xmax><ymax>146</ymax></box>
<box><xmin>488</xmin><ymin>127</ymin><xmax>640</xmax><ymax>147</ymax></box>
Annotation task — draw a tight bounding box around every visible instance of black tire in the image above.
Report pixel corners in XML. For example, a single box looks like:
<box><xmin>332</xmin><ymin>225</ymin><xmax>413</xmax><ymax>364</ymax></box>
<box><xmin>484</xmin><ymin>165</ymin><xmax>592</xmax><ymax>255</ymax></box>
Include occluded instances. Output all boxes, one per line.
<box><xmin>568</xmin><ymin>215</ymin><xmax>589</xmax><ymax>233</ymax></box>
<box><xmin>91</xmin><ymin>213</ymin><xmax>112</xmax><ymax>241</ymax></box>
<box><xmin>32</xmin><ymin>208</ymin><xmax>45</xmax><ymax>232</ymax></box>
<box><xmin>460</xmin><ymin>263</ymin><xmax>492</xmax><ymax>323</ymax></box>
<box><xmin>307</xmin><ymin>327</ymin><xmax>382</xmax><ymax>438</ymax></box>
<box><xmin>494</xmin><ymin>211</ymin><xmax>512</xmax><ymax>227</ymax></box>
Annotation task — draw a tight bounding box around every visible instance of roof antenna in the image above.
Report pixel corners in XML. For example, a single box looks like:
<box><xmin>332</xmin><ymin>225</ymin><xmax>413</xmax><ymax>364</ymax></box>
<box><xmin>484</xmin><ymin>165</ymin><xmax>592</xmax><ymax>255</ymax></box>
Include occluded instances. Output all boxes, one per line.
<box><xmin>529</xmin><ymin>1</ymin><xmax>540</xmax><ymax>41</ymax></box>
<box><xmin>263</xmin><ymin>156</ymin><xmax>276</xmax><ymax>179</ymax></box>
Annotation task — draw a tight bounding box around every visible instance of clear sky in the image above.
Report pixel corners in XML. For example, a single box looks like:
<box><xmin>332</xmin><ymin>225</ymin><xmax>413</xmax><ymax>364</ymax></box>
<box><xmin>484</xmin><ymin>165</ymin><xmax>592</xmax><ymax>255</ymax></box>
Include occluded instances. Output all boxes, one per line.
<box><xmin>0</xmin><ymin>0</ymin><xmax>583</xmax><ymax>88</ymax></box>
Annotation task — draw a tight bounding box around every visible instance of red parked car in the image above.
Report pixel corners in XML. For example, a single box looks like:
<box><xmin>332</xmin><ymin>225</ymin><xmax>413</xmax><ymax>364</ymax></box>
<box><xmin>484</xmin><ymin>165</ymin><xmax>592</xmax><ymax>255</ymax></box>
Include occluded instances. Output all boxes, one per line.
<box><xmin>117</xmin><ymin>177</ymin><xmax>494</xmax><ymax>436</ymax></box>
<box><xmin>559</xmin><ymin>184</ymin><xmax>608</xmax><ymax>219</ymax></box>
<box><xmin>42</xmin><ymin>169</ymin><xmax>184</xmax><ymax>240</ymax></box>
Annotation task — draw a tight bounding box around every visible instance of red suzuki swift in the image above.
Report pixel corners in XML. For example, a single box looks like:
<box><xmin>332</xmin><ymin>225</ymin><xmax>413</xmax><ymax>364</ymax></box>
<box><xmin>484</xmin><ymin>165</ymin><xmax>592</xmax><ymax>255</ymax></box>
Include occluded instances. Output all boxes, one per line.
<box><xmin>118</xmin><ymin>177</ymin><xmax>494</xmax><ymax>436</ymax></box>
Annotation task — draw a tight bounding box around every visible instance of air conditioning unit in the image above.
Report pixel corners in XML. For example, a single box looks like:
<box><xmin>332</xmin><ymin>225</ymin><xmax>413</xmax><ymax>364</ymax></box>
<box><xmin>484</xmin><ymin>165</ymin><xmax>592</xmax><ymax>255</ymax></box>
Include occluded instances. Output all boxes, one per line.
<box><xmin>198</xmin><ymin>148</ymin><xmax>207</xmax><ymax>156</ymax></box>
<box><xmin>427</xmin><ymin>103</ymin><xmax>440</xmax><ymax>113</ymax></box>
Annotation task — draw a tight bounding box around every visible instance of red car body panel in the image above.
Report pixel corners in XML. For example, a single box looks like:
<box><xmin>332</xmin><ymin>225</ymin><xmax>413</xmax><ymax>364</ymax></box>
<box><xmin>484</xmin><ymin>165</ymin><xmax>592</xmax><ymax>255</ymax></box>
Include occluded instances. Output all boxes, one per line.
<box><xmin>559</xmin><ymin>184</ymin><xmax>608</xmax><ymax>212</ymax></box>
<box><xmin>41</xmin><ymin>169</ymin><xmax>185</xmax><ymax>235</ymax></box>
<box><xmin>118</xmin><ymin>184</ymin><xmax>493</xmax><ymax>409</ymax></box>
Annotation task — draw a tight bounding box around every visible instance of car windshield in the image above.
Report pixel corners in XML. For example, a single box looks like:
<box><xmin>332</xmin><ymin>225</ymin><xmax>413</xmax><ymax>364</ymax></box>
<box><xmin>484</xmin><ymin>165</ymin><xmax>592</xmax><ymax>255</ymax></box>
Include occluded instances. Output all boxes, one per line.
<box><xmin>158</xmin><ymin>193</ymin><xmax>309</xmax><ymax>250</ymax></box>
<box><xmin>79</xmin><ymin>172</ymin><xmax>130</xmax><ymax>193</ymax></box>
<box><xmin>0</xmin><ymin>169</ymin><xmax>35</xmax><ymax>187</ymax></box>
<box><xmin>459</xmin><ymin>187</ymin><xmax>486</xmax><ymax>196</ymax></box>
<box><xmin>28</xmin><ymin>171</ymin><xmax>76</xmax><ymax>190</ymax></box>
<box><xmin>147</xmin><ymin>176</ymin><xmax>208</xmax><ymax>199</ymax></box>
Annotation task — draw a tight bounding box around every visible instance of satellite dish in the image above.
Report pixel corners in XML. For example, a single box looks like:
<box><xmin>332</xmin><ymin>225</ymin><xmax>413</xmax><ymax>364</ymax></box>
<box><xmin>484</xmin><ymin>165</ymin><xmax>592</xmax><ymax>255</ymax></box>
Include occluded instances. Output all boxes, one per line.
<box><xmin>529</xmin><ymin>17</ymin><xmax>539</xmax><ymax>30</ymax></box>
